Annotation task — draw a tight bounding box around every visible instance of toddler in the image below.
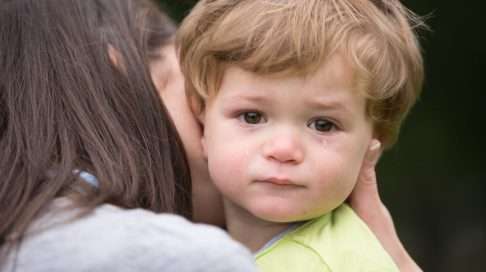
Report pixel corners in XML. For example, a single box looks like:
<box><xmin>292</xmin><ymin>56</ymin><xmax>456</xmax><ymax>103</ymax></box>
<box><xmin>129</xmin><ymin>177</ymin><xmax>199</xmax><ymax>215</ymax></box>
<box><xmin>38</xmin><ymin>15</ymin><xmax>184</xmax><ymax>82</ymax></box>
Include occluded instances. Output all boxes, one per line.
<box><xmin>177</xmin><ymin>0</ymin><xmax>424</xmax><ymax>271</ymax></box>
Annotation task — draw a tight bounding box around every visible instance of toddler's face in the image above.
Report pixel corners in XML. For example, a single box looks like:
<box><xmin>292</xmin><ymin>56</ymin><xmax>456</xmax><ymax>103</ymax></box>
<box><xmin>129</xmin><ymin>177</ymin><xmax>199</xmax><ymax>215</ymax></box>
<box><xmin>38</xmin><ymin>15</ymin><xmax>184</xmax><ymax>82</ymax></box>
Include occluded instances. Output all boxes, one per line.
<box><xmin>202</xmin><ymin>53</ymin><xmax>374</xmax><ymax>222</ymax></box>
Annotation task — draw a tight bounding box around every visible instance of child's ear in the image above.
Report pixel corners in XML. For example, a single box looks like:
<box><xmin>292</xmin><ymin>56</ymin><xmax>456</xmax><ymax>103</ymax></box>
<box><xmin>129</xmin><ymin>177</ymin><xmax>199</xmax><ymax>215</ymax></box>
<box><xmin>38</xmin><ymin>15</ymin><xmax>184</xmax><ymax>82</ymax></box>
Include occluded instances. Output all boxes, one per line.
<box><xmin>201</xmin><ymin>134</ymin><xmax>207</xmax><ymax>159</ymax></box>
<box><xmin>188</xmin><ymin>96</ymin><xmax>208</xmax><ymax>158</ymax></box>
<box><xmin>199</xmin><ymin>109</ymin><xmax>207</xmax><ymax>159</ymax></box>
<box><xmin>366</xmin><ymin>139</ymin><xmax>382</xmax><ymax>167</ymax></box>
<box><xmin>189</xmin><ymin>95</ymin><xmax>206</xmax><ymax>125</ymax></box>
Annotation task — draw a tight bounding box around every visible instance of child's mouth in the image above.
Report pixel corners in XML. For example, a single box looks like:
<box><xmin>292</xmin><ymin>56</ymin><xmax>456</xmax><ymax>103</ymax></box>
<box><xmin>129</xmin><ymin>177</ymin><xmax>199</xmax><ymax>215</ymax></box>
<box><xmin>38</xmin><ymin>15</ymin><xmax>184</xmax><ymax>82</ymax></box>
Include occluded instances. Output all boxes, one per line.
<box><xmin>257</xmin><ymin>177</ymin><xmax>303</xmax><ymax>187</ymax></box>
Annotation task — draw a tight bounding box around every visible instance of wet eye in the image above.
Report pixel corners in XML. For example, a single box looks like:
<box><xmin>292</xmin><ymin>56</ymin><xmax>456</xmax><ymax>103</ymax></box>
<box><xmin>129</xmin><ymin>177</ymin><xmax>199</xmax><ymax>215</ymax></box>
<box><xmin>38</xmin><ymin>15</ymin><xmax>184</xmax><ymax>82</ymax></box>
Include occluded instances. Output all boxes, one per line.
<box><xmin>240</xmin><ymin>111</ymin><xmax>264</xmax><ymax>124</ymax></box>
<box><xmin>308</xmin><ymin>118</ymin><xmax>336</xmax><ymax>132</ymax></box>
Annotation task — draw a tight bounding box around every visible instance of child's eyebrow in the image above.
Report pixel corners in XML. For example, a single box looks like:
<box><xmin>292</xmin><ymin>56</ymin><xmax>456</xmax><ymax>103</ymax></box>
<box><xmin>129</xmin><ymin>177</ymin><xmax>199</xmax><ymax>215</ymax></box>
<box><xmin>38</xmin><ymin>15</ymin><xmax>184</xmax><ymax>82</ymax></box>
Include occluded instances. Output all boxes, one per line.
<box><xmin>221</xmin><ymin>92</ymin><xmax>271</xmax><ymax>105</ymax></box>
<box><xmin>304</xmin><ymin>98</ymin><xmax>353</xmax><ymax>115</ymax></box>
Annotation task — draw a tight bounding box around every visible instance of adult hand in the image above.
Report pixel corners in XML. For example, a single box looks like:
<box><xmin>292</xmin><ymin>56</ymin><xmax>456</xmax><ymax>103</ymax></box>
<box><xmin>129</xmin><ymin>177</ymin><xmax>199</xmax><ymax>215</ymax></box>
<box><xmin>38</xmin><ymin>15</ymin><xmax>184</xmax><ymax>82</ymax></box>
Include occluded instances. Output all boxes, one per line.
<box><xmin>348</xmin><ymin>140</ymin><xmax>422</xmax><ymax>272</ymax></box>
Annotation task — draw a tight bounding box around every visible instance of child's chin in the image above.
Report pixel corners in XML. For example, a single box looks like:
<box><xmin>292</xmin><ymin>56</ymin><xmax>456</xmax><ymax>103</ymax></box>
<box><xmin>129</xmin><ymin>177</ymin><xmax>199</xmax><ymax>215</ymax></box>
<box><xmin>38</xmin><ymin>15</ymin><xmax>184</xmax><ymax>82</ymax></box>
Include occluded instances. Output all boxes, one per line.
<box><xmin>249</xmin><ymin>205</ymin><xmax>330</xmax><ymax>223</ymax></box>
<box><xmin>251</xmin><ymin>208</ymin><xmax>310</xmax><ymax>223</ymax></box>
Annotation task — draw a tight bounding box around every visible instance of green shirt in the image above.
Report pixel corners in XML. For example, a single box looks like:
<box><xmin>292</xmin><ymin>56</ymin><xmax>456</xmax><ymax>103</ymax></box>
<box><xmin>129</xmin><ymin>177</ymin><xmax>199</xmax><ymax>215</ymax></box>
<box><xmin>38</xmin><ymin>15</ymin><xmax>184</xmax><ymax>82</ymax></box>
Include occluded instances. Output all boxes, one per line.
<box><xmin>255</xmin><ymin>204</ymin><xmax>399</xmax><ymax>272</ymax></box>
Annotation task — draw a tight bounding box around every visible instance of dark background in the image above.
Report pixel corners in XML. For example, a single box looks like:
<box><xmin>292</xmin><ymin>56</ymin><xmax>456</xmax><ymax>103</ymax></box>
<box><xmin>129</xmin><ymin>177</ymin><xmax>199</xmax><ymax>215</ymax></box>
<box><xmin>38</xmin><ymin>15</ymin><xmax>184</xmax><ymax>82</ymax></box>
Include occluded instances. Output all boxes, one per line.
<box><xmin>159</xmin><ymin>1</ymin><xmax>486</xmax><ymax>270</ymax></box>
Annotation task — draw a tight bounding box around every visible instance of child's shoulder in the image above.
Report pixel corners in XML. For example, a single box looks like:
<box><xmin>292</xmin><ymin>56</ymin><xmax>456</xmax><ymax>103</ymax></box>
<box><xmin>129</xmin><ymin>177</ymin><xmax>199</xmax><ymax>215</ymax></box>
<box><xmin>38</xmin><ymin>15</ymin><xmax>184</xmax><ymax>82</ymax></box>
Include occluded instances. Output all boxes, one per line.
<box><xmin>256</xmin><ymin>204</ymin><xmax>399</xmax><ymax>272</ymax></box>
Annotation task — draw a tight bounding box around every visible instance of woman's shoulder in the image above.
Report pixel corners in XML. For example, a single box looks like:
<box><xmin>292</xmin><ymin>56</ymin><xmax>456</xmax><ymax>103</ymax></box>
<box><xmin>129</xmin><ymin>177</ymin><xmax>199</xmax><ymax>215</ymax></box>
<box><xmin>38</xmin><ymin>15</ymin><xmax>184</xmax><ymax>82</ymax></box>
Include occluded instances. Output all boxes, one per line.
<box><xmin>7</xmin><ymin>200</ymin><xmax>256</xmax><ymax>272</ymax></box>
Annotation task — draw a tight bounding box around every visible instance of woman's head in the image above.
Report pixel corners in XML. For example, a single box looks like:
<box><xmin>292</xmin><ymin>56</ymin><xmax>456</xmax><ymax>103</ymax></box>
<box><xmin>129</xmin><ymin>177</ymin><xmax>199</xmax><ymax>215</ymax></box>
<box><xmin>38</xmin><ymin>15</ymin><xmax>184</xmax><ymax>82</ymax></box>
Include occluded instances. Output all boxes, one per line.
<box><xmin>134</xmin><ymin>1</ymin><xmax>225</xmax><ymax>225</ymax></box>
<box><xmin>0</xmin><ymin>0</ymin><xmax>191</xmax><ymax>246</ymax></box>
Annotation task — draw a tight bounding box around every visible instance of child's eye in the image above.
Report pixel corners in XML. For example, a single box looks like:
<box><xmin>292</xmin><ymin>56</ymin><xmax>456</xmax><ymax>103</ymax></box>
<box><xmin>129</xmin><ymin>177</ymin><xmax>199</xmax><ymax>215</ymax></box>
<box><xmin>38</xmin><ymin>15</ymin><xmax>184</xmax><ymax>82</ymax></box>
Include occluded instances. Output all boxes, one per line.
<box><xmin>239</xmin><ymin>111</ymin><xmax>265</xmax><ymax>124</ymax></box>
<box><xmin>308</xmin><ymin>118</ymin><xmax>336</xmax><ymax>132</ymax></box>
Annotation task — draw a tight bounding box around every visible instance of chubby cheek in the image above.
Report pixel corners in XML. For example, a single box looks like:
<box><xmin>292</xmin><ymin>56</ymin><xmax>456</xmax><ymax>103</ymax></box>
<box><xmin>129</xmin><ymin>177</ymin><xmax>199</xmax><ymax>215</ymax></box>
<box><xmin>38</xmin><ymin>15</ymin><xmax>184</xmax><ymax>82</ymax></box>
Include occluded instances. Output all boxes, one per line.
<box><xmin>310</xmin><ymin>148</ymin><xmax>365</xmax><ymax>213</ymax></box>
<box><xmin>203</xmin><ymin>130</ymin><xmax>250</xmax><ymax>196</ymax></box>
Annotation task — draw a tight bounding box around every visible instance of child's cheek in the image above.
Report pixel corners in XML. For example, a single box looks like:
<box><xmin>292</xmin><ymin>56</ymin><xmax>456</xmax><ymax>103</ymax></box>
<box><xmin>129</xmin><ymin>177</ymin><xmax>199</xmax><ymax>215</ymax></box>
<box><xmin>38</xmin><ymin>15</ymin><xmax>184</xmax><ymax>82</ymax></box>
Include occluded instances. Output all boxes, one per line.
<box><xmin>206</xmin><ymin>137</ymin><xmax>250</xmax><ymax>194</ymax></box>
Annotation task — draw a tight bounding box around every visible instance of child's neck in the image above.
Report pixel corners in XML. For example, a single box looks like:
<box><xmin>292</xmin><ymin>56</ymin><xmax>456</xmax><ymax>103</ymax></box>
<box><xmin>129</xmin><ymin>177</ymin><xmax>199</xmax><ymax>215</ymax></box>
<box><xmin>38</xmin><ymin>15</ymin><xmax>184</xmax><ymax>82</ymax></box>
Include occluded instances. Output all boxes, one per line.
<box><xmin>223</xmin><ymin>200</ymin><xmax>292</xmax><ymax>252</ymax></box>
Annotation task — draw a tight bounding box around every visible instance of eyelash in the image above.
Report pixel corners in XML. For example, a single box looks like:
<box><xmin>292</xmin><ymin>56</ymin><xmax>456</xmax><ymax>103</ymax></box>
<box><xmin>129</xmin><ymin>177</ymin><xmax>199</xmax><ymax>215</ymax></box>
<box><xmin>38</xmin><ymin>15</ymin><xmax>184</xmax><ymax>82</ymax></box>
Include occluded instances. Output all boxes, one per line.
<box><xmin>237</xmin><ymin>111</ymin><xmax>266</xmax><ymax>125</ymax></box>
<box><xmin>307</xmin><ymin>117</ymin><xmax>338</xmax><ymax>133</ymax></box>
<box><xmin>236</xmin><ymin>111</ymin><xmax>339</xmax><ymax>133</ymax></box>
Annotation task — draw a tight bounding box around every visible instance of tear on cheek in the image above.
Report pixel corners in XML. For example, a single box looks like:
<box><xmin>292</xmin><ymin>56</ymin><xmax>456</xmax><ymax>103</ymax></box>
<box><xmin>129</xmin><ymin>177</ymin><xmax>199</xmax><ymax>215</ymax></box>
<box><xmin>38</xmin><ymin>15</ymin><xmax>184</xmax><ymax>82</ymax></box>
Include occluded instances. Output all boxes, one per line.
<box><xmin>319</xmin><ymin>138</ymin><xmax>329</xmax><ymax>146</ymax></box>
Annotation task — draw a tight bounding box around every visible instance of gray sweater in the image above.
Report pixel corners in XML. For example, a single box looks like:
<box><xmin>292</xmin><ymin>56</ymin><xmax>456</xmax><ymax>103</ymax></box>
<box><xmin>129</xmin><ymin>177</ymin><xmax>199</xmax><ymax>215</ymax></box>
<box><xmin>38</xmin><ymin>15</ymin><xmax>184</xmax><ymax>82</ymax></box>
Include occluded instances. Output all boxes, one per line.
<box><xmin>2</xmin><ymin>199</ymin><xmax>257</xmax><ymax>272</ymax></box>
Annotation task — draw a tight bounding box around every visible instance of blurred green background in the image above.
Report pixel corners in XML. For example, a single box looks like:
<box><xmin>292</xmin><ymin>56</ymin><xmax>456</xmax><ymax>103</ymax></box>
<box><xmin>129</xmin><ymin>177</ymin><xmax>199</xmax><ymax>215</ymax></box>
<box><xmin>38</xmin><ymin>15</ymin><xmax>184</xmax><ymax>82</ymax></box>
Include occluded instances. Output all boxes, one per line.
<box><xmin>159</xmin><ymin>0</ymin><xmax>486</xmax><ymax>271</ymax></box>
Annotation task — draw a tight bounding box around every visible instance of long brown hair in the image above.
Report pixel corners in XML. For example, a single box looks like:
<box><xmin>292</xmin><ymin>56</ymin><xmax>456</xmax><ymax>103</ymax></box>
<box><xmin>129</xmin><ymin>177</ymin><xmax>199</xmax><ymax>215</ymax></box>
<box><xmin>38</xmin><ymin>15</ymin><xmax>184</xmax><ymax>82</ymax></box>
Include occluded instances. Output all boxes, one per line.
<box><xmin>0</xmin><ymin>0</ymin><xmax>191</xmax><ymax>253</ymax></box>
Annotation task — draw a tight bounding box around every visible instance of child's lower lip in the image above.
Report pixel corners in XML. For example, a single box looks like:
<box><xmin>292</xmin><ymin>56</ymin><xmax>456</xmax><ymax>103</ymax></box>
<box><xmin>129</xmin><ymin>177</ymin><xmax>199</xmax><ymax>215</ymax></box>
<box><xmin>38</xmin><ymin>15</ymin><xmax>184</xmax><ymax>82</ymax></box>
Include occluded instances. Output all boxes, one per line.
<box><xmin>259</xmin><ymin>178</ymin><xmax>297</xmax><ymax>186</ymax></box>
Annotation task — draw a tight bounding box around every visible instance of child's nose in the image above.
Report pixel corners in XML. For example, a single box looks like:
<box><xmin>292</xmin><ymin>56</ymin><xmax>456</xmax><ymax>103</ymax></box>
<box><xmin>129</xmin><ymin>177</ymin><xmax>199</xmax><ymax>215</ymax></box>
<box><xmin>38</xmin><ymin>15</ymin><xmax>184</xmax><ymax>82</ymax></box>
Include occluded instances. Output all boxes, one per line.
<box><xmin>262</xmin><ymin>134</ymin><xmax>304</xmax><ymax>164</ymax></box>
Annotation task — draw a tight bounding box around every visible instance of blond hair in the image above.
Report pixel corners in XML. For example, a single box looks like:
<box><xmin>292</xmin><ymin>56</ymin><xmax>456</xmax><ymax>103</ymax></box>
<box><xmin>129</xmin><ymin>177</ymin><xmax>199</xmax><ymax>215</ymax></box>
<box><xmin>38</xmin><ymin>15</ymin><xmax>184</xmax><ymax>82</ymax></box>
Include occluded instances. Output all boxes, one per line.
<box><xmin>177</xmin><ymin>0</ymin><xmax>426</xmax><ymax>148</ymax></box>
